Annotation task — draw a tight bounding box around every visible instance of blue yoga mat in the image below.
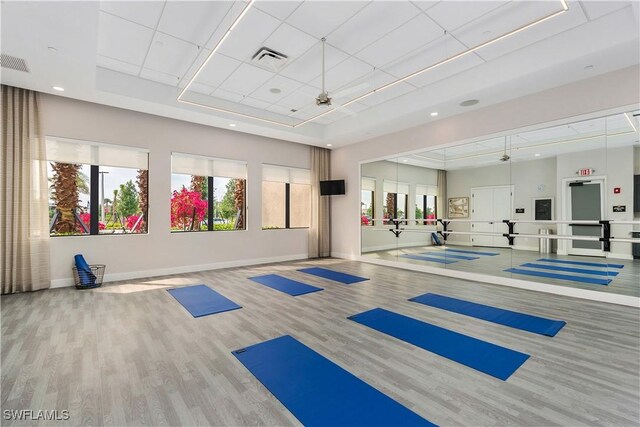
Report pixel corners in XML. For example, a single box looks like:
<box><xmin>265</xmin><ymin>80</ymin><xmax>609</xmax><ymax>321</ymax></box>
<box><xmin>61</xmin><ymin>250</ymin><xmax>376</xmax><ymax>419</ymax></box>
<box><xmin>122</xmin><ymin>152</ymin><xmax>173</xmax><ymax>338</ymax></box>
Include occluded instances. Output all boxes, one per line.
<box><xmin>409</xmin><ymin>293</ymin><xmax>566</xmax><ymax>337</ymax></box>
<box><xmin>522</xmin><ymin>263</ymin><xmax>618</xmax><ymax>277</ymax></box>
<box><xmin>298</xmin><ymin>267</ymin><xmax>369</xmax><ymax>284</ymax></box>
<box><xmin>349</xmin><ymin>308</ymin><xmax>529</xmax><ymax>381</ymax></box>
<box><xmin>249</xmin><ymin>274</ymin><xmax>323</xmax><ymax>296</ymax></box>
<box><xmin>421</xmin><ymin>252</ymin><xmax>480</xmax><ymax>261</ymax></box>
<box><xmin>233</xmin><ymin>335</ymin><xmax>435</xmax><ymax>427</ymax></box>
<box><xmin>400</xmin><ymin>254</ymin><xmax>458</xmax><ymax>264</ymax></box>
<box><xmin>537</xmin><ymin>258</ymin><xmax>624</xmax><ymax>269</ymax></box>
<box><xmin>443</xmin><ymin>248</ymin><xmax>499</xmax><ymax>256</ymax></box>
<box><xmin>505</xmin><ymin>268</ymin><xmax>611</xmax><ymax>285</ymax></box>
<box><xmin>167</xmin><ymin>285</ymin><xmax>241</xmax><ymax>317</ymax></box>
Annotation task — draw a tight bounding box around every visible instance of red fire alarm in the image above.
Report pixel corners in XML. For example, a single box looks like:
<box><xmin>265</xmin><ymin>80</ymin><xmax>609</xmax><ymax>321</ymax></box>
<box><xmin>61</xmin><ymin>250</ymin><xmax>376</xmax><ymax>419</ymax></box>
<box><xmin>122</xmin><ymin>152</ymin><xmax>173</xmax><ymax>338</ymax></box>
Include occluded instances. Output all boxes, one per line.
<box><xmin>614</xmin><ymin>187</ymin><xmax>621</xmax><ymax>194</ymax></box>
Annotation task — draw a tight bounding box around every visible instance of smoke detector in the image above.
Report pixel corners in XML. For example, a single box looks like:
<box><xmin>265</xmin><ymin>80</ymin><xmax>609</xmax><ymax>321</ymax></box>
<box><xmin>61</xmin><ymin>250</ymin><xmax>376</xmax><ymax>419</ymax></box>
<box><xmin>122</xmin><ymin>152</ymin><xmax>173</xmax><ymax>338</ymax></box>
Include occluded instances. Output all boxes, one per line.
<box><xmin>251</xmin><ymin>47</ymin><xmax>288</xmax><ymax>72</ymax></box>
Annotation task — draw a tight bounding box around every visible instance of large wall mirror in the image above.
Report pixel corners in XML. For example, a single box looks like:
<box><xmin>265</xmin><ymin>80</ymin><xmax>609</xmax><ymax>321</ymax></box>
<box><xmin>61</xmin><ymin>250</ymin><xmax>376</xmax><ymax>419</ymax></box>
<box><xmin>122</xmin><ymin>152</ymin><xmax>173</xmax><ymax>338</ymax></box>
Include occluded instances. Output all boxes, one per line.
<box><xmin>361</xmin><ymin>109</ymin><xmax>640</xmax><ymax>297</ymax></box>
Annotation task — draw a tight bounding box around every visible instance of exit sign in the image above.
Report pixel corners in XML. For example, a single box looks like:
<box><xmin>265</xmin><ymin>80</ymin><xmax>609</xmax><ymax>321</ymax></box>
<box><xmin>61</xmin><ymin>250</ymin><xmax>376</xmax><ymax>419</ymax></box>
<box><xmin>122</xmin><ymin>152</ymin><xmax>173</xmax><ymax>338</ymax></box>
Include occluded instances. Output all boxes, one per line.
<box><xmin>578</xmin><ymin>168</ymin><xmax>593</xmax><ymax>176</ymax></box>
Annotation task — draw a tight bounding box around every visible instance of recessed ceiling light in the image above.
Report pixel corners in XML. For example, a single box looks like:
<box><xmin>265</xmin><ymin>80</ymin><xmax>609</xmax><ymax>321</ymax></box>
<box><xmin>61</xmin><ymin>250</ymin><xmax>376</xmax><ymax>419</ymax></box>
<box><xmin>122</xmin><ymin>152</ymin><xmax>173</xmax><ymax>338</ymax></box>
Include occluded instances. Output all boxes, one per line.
<box><xmin>229</xmin><ymin>123</ymin><xmax>236</xmax><ymax>127</ymax></box>
<box><xmin>402</xmin><ymin>159</ymin><xmax>408</xmax><ymax>163</ymax></box>
<box><xmin>47</xmin><ymin>46</ymin><xmax>57</xmax><ymax>52</ymax></box>
<box><xmin>584</xmin><ymin>65</ymin><xmax>594</xmax><ymax>70</ymax></box>
<box><xmin>534</xmin><ymin>153</ymin><xmax>541</xmax><ymax>157</ymax></box>
<box><xmin>460</xmin><ymin>99</ymin><xmax>479</xmax><ymax>107</ymax></box>
<box><xmin>269</xmin><ymin>88</ymin><xmax>281</xmax><ymax>94</ymax></box>
<box><xmin>326</xmin><ymin>143</ymin><xmax>332</xmax><ymax>147</ymax></box>
<box><xmin>430</xmin><ymin>112</ymin><xmax>438</xmax><ymax>117</ymax></box>
<box><xmin>52</xmin><ymin>86</ymin><xmax>64</xmax><ymax>91</ymax></box>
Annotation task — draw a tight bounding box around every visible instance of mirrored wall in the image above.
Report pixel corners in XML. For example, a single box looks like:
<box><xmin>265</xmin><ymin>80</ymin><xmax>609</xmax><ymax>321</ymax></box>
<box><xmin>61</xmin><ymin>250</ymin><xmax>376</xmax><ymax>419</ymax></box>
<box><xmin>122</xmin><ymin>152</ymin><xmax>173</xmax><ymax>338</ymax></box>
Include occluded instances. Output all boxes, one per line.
<box><xmin>361</xmin><ymin>110</ymin><xmax>640</xmax><ymax>297</ymax></box>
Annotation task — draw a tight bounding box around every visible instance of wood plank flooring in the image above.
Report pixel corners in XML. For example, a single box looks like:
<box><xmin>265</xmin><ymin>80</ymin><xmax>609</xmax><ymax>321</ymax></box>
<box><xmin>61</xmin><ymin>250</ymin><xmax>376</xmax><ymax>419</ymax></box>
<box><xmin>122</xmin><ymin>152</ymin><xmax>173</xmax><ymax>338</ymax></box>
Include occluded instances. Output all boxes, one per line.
<box><xmin>2</xmin><ymin>258</ymin><xmax>639</xmax><ymax>426</ymax></box>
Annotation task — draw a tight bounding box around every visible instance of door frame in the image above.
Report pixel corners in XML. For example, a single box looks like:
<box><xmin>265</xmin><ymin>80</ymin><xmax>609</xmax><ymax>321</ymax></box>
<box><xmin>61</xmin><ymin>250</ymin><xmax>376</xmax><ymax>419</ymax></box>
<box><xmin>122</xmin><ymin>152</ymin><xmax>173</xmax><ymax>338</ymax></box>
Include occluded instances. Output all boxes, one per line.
<box><xmin>470</xmin><ymin>184</ymin><xmax>514</xmax><ymax>248</ymax></box>
<box><xmin>560</xmin><ymin>175</ymin><xmax>606</xmax><ymax>257</ymax></box>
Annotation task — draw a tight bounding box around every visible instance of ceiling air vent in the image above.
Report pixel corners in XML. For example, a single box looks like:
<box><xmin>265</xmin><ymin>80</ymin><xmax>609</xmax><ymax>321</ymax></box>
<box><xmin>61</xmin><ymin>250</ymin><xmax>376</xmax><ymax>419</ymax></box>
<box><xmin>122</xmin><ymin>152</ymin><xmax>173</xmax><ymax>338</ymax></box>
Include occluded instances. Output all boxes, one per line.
<box><xmin>0</xmin><ymin>54</ymin><xmax>30</xmax><ymax>73</ymax></box>
<box><xmin>251</xmin><ymin>47</ymin><xmax>288</xmax><ymax>72</ymax></box>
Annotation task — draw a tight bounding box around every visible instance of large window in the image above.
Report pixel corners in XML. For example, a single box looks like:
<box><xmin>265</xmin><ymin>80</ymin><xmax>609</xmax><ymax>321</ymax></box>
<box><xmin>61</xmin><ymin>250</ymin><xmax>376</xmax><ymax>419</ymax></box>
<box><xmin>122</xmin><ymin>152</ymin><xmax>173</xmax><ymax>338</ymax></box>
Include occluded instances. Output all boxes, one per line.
<box><xmin>171</xmin><ymin>153</ymin><xmax>247</xmax><ymax>232</ymax></box>
<box><xmin>383</xmin><ymin>181</ymin><xmax>409</xmax><ymax>224</ymax></box>
<box><xmin>416</xmin><ymin>185</ymin><xmax>437</xmax><ymax>225</ymax></box>
<box><xmin>361</xmin><ymin>177</ymin><xmax>375</xmax><ymax>226</ymax></box>
<box><xmin>46</xmin><ymin>137</ymin><xmax>149</xmax><ymax>236</ymax></box>
<box><xmin>262</xmin><ymin>165</ymin><xmax>311</xmax><ymax>229</ymax></box>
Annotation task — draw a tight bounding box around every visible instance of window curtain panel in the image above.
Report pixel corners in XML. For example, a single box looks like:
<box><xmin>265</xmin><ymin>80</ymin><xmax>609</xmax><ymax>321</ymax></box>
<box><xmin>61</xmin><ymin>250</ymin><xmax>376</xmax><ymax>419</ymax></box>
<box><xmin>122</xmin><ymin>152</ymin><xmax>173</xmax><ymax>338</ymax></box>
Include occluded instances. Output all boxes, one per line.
<box><xmin>309</xmin><ymin>147</ymin><xmax>331</xmax><ymax>258</ymax></box>
<box><xmin>436</xmin><ymin>169</ymin><xmax>447</xmax><ymax>219</ymax></box>
<box><xmin>1</xmin><ymin>85</ymin><xmax>50</xmax><ymax>293</ymax></box>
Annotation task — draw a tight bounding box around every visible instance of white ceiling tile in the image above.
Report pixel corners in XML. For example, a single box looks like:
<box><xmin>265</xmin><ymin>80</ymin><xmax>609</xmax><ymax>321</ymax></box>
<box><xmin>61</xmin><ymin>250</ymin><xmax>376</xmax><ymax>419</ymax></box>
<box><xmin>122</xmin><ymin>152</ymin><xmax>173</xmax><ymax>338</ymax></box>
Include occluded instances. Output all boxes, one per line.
<box><xmin>193</xmin><ymin>53</ymin><xmax>242</xmax><ymax>88</ymax></box>
<box><xmin>185</xmin><ymin>81</ymin><xmax>215</xmax><ymax>96</ymax></box>
<box><xmin>357</xmin><ymin>81</ymin><xmax>415</xmax><ymax>107</ymax></box>
<box><xmin>217</xmin><ymin>7</ymin><xmax>282</xmax><ymax>61</ymax></box>
<box><xmin>407</xmin><ymin>53</ymin><xmax>484</xmax><ymax>87</ymax></box>
<box><xmin>219</xmin><ymin>63</ymin><xmax>274</xmax><ymax>95</ymax></box>
<box><xmin>98</xmin><ymin>11</ymin><xmax>154</xmax><ymax>66</ymax></box>
<box><xmin>275</xmin><ymin>89</ymin><xmax>315</xmax><ymax>111</ymax></box>
<box><xmin>580</xmin><ymin>1</ymin><xmax>632</xmax><ymax>20</ymax></box>
<box><xmin>100</xmin><ymin>1</ymin><xmax>164</xmax><ymax>29</ymax></box>
<box><xmin>262</xmin><ymin>23</ymin><xmax>318</xmax><ymax>61</ymax></box>
<box><xmin>254</xmin><ymin>0</ymin><xmax>302</xmax><ymax>20</ymax></box>
<box><xmin>96</xmin><ymin>55</ymin><xmax>140</xmax><ymax>76</ymax></box>
<box><xmin>249</xmin><ymin>75</ymin><xmax>303</xmax><ymax>103</ymax></box>
<box><xmin>266</xmin><ymin>103</ymin><xmax>295</xmax><ymax>116</ymax></box>
<box><xmin>144</xmin><ymin>32</ymin><xmax>200</xmax><ymax>77</ymax></box>
<box><xmin>158</xmin><ymin>1</ymin><xmax>234</xmax><ymax>46</ymax></box>
<box><xmin>355</xmin><ymin>14</ymin><xmax>444</xmax><ymax>68</ymax></box>
<box><xmin>212</xmin><ymin>87</ymin><xmax>245</xmax><ymax>103</ymax></box>
<box><xmin>279</xmin><ymin>41</ymin><xmax>349</xmax><ymax>83</ymax></box>
<box><xmin>309</xmin><ymin>57</ymin><xmax>373</xmax><ymax>95</ymax></box>
<box><xmin>411</xmin><ymin>1</ymin><xmax>441</xmax><ymax>12</ymax></box>
<box><xmin>286</xmin><ymin>1</ymin><xmax>368</xmax><ymax>38</ymax></box>
<box><xmin>140</xmin><ymin>68</ymin><xmax>180</xmax><ymax>86</ymax></box>
<box><xmin>425</xmin><ymin>1</ymin><xmax>507</xmax><ymax>32</ymax></box>
<box><xmin>240</xmin><ymin>96</ymin><xmax>272</xmax><ymax>109</ymax></box>
<box><xmin>328</xmin><ymin>1</ymin><xmax>422</xmax><ymax>55</ymax></box>
<box><xmin>384</xmin><ymin>34</ymin><xmax>466</xmax><ymax>77</ymax></box>
<box><xmin>458</xmin><ymin>1</ymin><xmax>588</xmax><ymax>61</ymax></box>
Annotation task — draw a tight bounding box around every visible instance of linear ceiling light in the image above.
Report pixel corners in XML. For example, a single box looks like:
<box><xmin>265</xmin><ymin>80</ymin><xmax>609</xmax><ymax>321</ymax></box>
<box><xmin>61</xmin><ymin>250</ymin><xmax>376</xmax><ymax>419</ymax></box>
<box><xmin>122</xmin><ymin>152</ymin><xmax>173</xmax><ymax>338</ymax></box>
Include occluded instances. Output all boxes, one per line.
<box><xmin>624</xmin><ymin>112</ymin><xmax>638</xmax><ymax>132</ymax></box>
<box><xmin>178</xmin><ymin>0</ymin><xmax>568</xmax><ymax>128</ymax></box>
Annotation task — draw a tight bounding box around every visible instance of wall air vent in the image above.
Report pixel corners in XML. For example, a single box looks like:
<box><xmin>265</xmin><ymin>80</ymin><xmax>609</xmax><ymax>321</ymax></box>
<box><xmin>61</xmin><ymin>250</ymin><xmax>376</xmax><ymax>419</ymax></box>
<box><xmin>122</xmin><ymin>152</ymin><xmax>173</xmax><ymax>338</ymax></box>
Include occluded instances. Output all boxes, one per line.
<box><xmin>0</xmin><ymin>54</ymin><xmax>30</xmax><ymax>73</ymax></box>
<box><xmin>251</xmin><ymin>47</ymin><xmax>288</xmax><ymax>72</ymax></box>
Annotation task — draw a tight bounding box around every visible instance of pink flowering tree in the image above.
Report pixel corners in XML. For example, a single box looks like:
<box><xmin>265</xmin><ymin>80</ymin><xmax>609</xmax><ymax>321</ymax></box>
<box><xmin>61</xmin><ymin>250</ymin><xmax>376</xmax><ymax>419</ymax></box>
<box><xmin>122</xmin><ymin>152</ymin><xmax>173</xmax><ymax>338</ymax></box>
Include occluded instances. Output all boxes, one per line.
<box><xmin>170</xmin><ymin>188</ymin><xmax>208</xmax><ymax>231</ymax></box>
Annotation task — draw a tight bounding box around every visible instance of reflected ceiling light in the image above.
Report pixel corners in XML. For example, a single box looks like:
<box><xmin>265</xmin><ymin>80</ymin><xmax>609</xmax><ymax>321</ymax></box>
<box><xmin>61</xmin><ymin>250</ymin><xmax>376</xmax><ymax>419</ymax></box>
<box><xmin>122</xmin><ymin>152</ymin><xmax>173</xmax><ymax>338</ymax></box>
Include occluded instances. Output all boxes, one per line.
<box><xmin>178</xmin><ymin>0</ymin><xmax>568</xmax><ymax>128</ymax></box>
<box><xmin>534</xmin><ymin>153</ymin><xmax>541</xmax><ymax>157</ymax></box>
<box><xmin>52</xmin><ymin>86</ymin><xmax>64</xmax><ymax>91</ymax></box>
<box><xmin>229</xmin><ymin>123</ymin><xmax>236</xmax><ymax>127</ymax></box>
<box><xmin>624</xmin><ymin>113</ymin><xmax>637</xmax><ymax>132</ymax></box>
<box><xmin>430</xmin><ymin>112</ymin><xmax>438</xmax><ymax>116</ymax></box>
<box><xmin>326</xmin><ymin>143</ymin><xmax>332</xmax><ymax>147</ymax></box>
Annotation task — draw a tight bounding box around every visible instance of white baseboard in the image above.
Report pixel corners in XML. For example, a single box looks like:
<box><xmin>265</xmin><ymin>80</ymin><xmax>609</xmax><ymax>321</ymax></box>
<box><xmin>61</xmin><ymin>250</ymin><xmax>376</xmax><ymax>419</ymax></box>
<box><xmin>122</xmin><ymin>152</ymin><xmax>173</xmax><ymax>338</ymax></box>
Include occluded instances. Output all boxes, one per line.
<box><xmin>50</xmin><ymin>253</ymin><xmax>309</xmax><ymax>289</ymax></box>
<box><xmin>331</xmin><ymin>251</ymin><xmax>356</xmax><ymax>260</ymax></box>
<box><xmin>356</xmin><ymin>256</ymin><xmax>639</xmax><ymax>308</ymax></box>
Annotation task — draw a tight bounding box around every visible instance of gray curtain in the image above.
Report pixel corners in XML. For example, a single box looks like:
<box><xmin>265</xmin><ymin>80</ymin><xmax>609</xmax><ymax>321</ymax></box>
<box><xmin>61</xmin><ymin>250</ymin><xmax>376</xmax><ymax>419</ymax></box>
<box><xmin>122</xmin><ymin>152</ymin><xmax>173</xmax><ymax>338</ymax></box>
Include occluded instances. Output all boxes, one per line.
<box><xmin>437</xmin><ymin>169</ymin><xmax>447</xmax><ymax>219</ymax></box>
<box><xmin>309</xmin><ymin>147</ymin><xmax>331</xmax><ymax>258</ymax></box>
<box><xmin>1</xmin><ymin>85</ymin><xmax>50</xmax><ymax>293</ymax></box>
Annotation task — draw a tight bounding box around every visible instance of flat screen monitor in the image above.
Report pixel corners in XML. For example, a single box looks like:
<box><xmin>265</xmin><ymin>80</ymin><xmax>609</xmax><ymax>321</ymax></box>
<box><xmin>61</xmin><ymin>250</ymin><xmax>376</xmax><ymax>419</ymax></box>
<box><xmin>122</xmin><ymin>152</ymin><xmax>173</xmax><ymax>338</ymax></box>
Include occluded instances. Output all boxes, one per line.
<box><xmin>320</xmin><ymin>180</ymin><xmax>345</xmax><ymax>196</ymax></box>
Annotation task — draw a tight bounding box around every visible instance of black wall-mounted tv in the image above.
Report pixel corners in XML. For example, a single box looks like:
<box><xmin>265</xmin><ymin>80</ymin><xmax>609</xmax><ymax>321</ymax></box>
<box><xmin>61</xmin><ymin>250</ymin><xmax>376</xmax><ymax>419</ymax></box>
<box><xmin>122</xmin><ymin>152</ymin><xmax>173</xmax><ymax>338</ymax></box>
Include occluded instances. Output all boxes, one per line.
<box><xmin>320</xmin><ymin>180</ymin><xmax>345</xmax><ymax>196</ymax></box>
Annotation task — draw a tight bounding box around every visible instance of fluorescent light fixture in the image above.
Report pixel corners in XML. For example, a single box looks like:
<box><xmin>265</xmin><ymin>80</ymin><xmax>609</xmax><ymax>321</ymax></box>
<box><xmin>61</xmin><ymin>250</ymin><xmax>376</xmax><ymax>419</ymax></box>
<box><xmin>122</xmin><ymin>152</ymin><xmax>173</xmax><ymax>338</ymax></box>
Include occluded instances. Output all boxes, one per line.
<box><xmin>178</xmin><ymin>0</ymin><xmax>569</xmax><ymax>128</ymax></box>
<box><xmin>430</xmin><ymin>112</ymin><xmax>439</xmax><ymax>117</ymax></box>
<box><xmin>52</xmin><ymin>86</ymin><xmax>64</xmax><ymax>91</ymax></box>
<box><xmin>624</xmin><ymin>113</ymin><xmax>637</xmax><ymax>132</ymax></box>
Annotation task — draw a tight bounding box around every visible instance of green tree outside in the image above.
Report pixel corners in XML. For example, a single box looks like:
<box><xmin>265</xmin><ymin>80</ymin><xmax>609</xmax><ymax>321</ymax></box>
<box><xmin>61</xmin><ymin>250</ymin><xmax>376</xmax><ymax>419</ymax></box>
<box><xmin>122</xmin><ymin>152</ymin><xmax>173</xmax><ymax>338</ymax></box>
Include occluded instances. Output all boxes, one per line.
<box><xmin>118</xmin><ymin>180</ymin><xmax>139</xmax><ymax>217</ymax></box>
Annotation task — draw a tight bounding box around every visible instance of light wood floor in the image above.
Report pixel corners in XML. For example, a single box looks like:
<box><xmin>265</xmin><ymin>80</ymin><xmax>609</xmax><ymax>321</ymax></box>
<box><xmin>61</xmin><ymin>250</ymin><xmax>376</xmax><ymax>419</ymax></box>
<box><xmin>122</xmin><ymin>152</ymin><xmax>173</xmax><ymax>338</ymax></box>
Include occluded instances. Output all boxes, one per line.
<box><xmin>2</xmin><ymin>258</ymin><xmax>639</xmax><ymax>426</ymax></box>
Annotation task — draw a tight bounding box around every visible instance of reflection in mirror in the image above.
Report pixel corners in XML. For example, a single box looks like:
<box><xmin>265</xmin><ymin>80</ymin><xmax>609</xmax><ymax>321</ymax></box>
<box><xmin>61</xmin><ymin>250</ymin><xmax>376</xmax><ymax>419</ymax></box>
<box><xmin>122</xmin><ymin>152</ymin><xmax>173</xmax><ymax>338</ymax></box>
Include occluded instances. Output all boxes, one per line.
<box><xmin>360</xmin><ymin>110</ymin><xmax>640</xmax><ymax>297</ymax></box>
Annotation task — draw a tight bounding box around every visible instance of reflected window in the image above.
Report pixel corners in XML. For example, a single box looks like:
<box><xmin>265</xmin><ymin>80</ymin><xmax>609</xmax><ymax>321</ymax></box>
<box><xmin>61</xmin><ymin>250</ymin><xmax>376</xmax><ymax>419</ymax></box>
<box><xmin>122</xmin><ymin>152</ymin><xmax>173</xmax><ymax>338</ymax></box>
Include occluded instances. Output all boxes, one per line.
<box><xmin>361</xmin><ymin>177</ymin><xmax>375</xmax><ymax>226</ymax></box>
<box><xmin>416</xmin><ymin>185</ymin><xmax>437</xmax><ymax>225</ymax></box>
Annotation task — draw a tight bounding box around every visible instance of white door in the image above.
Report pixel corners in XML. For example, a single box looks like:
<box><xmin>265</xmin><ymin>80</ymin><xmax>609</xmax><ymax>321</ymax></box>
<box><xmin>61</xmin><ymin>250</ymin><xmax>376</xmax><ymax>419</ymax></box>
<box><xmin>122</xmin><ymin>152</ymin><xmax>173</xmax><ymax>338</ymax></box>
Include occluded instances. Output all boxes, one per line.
<box><xmin>471</xmin><ymin>186</ymin><xmax>513</xmax><ymax>248</ymax></box>
<box><xmin>567</xmin><ymin>180</ymin><xmax>604</xmax><ymax>257</ymax></box>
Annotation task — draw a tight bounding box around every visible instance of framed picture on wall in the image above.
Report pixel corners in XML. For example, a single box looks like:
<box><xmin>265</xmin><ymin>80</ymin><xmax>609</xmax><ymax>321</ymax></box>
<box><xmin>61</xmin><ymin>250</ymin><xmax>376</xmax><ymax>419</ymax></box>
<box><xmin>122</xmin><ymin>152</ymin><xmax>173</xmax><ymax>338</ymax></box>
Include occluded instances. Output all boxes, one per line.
<box><xmin>448</xmin><ymin>197</ymin><xmax>469</xmax><ymax>218</ymax></box>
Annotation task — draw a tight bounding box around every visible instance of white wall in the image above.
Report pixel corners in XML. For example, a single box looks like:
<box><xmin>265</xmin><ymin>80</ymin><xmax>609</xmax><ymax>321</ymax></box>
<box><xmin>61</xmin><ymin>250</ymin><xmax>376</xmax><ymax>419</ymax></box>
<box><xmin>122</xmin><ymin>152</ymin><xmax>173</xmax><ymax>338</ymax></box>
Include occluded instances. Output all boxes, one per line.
<box><xmin>331</xmin><ymin>66</ymin><xmax>640</xmax><ymax>259</ymax></box>
<box><xmin>361</xmin><ymin>161</ymin><xmax>437</xmax><ymax>252</ymax></box>
<box><xmin>41</xmin><ymin>94</ymin><xmax>311</xmax><ymax>286</ymax></box>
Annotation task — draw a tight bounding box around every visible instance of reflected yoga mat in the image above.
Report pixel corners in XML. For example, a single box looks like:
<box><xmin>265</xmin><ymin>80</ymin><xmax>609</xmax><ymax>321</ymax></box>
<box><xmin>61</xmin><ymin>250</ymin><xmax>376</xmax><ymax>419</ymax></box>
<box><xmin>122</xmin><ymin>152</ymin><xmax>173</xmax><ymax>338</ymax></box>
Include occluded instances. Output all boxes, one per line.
<box><xmin>442</xmin><ymin>248</ymin><xmax>499</xmax><ymax>256</ymax></box>
<box><xmin>409</xmin><ymin>293</ymin><xmax>566</xmax><ymax>337</ymax></box>
<box><xmin>298</xmin><ymin>267</ymin><xmax>369</xmax><ymax>284</ymax></box>
<box><xmin>505</xmin><ymin>268</ymin><xmax>611</xmax><ymax>285</ymax></box>
<box><xmin>537</xmin><ymin>258</ymin><xmax>624</xmax><ymax>269</ymax></box>
<box><xmin>522</xmin><ymin>263</ymin><xmax>618</xmax><ymax>277</ymax></box>
<box><xmin>400</xmin><ymin>254</ymin><xmax>458</xmax><ymax>264</ymax></box>
<box><xmin>249</xmin><ymin>274</ymin><xmax>323</xmax><ymax>296</ymax></box>
<box><xmin>167</xmin><ymin>285</ymin><xmax>241</xmax><ymax>317</ymax></box>
<box><xmin>233</xmin><ymin>335</ymin><xmax>436</xmax><ymax>427</ymax></box>
<box><xmin>348</xmin><ymin>308</ymin><xmax>529</xmax><ymax>380</ymax></box>
<box><xmin>421</xmin><ymin>252</ymin><xmax>479</xmax><ymax>261</ymax></box>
